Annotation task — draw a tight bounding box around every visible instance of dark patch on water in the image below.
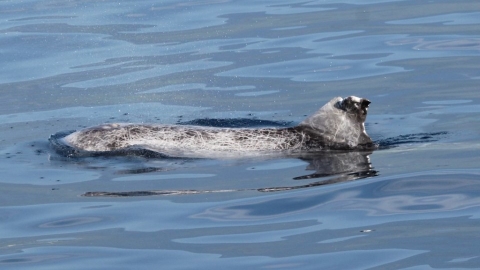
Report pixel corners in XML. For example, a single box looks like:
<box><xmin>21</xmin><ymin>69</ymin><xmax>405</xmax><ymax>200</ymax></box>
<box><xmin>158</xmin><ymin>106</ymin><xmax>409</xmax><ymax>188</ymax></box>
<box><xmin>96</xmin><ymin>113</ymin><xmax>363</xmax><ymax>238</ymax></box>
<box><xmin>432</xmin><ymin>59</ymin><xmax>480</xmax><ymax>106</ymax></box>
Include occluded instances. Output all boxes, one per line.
<box><xmin>38</xmin><ymin>217</ymin><xmax>102</xmax><ymax>228</ymax></box>
<box><xmin>375</xmin><ymin>132</ymin><xmax>448</xmax><ymax>148</ymax></box>
<box><xmin>83</xmin><ymin>189</ymin><xmax>236</xmax><ymax>197</ymax></box>
<box><xmin>82</xmin><ymin>165</ymin><xmax>379</xmax><ymax>197</ymax></box>
<box><xmin>177</xmin><ymin>118</ymin><xmax>293</xmax><ymax>128</ymax></box>
<box><xmin>82</xmin><ymin>169</ymin><xmax>379</xmax><ymax>197</ymax></box>
<box><xmin>115</xmin><ymin>167</ymin><xmax>171</xmax><ymax>175</ymax></box>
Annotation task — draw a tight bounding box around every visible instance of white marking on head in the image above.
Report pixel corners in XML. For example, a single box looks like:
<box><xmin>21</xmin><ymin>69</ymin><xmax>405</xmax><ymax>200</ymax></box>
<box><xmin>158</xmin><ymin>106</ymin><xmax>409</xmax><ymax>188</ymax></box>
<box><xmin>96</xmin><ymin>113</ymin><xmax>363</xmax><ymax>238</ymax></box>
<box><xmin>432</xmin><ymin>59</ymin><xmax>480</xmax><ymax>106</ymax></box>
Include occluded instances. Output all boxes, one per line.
<box><xmin>350</xmin><ymin>96</ymin><xmax>361</xmax><ymax>103</ymax></box>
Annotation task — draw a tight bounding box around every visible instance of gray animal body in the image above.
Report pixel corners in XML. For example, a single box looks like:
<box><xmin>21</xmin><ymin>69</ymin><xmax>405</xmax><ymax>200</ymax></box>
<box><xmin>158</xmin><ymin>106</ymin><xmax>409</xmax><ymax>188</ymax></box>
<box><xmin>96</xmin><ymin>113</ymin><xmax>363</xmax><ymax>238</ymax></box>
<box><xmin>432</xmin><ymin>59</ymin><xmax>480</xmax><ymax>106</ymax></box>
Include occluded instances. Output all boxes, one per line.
<box><xmin>62</xmin><ymin>96</ymin><xmax>374</xmax><ymax>158</ymax></box>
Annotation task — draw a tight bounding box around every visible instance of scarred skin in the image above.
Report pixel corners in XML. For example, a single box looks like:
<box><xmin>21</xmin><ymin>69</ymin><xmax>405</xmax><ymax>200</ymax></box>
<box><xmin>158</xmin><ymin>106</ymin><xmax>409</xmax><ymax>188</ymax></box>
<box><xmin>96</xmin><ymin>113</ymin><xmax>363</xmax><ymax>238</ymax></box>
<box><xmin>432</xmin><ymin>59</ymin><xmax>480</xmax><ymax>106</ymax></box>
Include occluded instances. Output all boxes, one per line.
<box><xmin>61</xmin><ymin>96</ymin><xmax>374</xmax><ymax>158</ymax></box>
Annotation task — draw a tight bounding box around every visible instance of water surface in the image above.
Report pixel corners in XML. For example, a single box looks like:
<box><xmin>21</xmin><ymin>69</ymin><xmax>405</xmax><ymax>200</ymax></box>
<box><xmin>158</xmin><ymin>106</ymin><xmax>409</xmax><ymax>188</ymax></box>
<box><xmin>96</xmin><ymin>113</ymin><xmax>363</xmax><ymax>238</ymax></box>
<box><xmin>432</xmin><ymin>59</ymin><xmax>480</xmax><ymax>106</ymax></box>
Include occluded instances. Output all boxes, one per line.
<box><xmin>1</xmin><ymin>0</ymin><xmax>480</xmax><ymax>269</ymax></box>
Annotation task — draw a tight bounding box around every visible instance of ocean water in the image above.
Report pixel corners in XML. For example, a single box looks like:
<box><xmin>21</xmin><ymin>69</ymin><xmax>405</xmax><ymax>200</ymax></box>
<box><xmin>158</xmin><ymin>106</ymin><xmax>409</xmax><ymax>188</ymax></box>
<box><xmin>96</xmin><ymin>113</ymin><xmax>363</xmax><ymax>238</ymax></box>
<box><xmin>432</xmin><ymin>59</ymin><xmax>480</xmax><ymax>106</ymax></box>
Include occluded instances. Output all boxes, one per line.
<box><xmin>1</xmin><ymin>0</ymin><xmax>480</xmax><ymax>269</ymax></box>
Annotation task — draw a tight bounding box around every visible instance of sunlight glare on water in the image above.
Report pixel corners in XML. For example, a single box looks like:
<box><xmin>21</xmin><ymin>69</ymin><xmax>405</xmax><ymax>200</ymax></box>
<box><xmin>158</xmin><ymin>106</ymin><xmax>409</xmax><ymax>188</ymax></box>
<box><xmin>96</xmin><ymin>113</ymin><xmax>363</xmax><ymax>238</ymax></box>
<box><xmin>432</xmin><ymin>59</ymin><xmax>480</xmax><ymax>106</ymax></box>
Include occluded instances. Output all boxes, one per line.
<box><xmin>1</xmin><ymin>0</ymin><xmax>480</xmax><ymax>269</ymax></box>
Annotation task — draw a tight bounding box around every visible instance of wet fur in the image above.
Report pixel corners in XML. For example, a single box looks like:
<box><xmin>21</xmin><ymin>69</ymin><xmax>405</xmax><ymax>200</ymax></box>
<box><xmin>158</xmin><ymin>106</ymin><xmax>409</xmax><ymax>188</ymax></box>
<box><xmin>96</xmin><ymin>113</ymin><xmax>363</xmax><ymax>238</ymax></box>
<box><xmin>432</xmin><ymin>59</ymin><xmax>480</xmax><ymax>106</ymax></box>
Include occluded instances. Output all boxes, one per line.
<box><xmin>62</xmin><ymin>96</ymin><xmax>374</xmax><ymax>158</ymax></box>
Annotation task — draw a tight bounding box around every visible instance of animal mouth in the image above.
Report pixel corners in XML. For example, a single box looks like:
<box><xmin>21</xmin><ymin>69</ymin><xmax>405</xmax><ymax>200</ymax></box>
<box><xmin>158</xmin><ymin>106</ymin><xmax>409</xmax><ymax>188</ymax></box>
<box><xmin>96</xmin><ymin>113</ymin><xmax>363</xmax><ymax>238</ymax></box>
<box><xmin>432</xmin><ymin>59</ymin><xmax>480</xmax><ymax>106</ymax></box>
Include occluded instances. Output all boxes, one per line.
<box><xmin>361</xmin><ymin>99</ymin><xmax>371</xmax><ymax>115</ymax></box>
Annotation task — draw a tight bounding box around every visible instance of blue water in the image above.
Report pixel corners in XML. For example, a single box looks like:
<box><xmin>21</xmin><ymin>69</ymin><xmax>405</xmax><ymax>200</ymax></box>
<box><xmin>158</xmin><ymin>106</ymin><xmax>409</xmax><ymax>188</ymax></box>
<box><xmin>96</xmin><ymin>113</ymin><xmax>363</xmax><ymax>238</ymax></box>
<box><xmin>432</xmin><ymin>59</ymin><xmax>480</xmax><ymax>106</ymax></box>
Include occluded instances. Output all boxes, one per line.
<box><xmin>1</xmin><ymin>0</ymin><xmax>480</xmax><ymax>269</ymax></box>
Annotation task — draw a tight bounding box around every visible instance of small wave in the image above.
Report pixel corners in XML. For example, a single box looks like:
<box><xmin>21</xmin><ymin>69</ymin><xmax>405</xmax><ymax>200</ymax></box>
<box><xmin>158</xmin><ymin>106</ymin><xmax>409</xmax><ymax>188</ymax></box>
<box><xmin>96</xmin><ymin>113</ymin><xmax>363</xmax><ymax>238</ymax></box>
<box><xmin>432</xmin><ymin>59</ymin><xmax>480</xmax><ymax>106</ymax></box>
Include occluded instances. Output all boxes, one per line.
<box><xmin>375</xmin><ymin>132</ymin><xmax>448</xmax><ymax>149</ymax></box>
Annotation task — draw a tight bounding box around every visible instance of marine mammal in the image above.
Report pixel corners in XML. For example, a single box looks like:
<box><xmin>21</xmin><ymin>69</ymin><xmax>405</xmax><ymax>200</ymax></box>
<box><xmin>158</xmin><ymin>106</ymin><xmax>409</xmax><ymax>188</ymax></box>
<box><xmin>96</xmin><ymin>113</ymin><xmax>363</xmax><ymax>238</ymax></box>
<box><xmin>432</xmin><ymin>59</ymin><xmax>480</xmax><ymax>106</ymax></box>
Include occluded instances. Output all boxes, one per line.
<box><xmin>58</xmin><ymin>96</ymin><xmax>374</xmax><ymax>158</ymax></box>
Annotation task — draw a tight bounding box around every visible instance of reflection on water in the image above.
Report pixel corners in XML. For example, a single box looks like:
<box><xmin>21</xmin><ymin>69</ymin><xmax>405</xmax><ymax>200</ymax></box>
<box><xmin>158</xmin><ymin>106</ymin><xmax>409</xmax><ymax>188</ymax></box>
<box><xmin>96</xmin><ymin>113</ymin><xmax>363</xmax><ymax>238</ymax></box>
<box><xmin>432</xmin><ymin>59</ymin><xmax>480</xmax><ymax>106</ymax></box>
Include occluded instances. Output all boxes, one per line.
<box><xmin>387</xmin><ymin>12</ymin><xmax>480</xmax><ymax>25</ymax></box>
<box><xmin>38</xmin><ymin>217</ymin><xmax>103</xmax><ymax>228</ymax></box>
<box><xmin>387</xmin><ymin>37</ymin><xmax>480</xmax><ymax>51</ymax></box>
<box><xmin>81</xmin><ymin>150</ymin><xmax>377</xmax><ymax>197</ymax></box>
<box><xmin>193</xmin><ymin>169</ymin><xmax>480</xmax><ymax>223</ymax></box>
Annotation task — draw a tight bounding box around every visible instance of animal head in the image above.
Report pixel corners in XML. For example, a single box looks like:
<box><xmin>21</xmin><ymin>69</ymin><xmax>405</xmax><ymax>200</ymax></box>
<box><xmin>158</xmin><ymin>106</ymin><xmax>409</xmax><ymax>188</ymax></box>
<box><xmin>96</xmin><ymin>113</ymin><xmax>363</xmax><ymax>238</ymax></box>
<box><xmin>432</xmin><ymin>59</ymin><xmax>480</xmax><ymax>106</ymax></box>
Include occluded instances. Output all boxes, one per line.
<box><xmin>336</xmin><ymin>96</ymin><xmax>371</xmax><ymax>123</ymax></box>
<box><xmin>298</xmin><ymin>96</ymin><xmax>373</xmax><ymax>148</ymax></box>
